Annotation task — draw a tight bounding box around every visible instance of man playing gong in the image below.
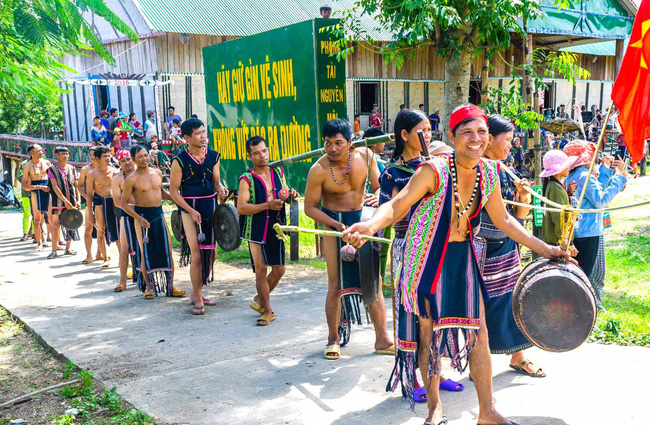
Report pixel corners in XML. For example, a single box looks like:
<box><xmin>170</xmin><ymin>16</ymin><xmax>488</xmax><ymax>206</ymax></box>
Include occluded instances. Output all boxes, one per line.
<box><xmin>111</xmin><ymin>149</ymin><xmax>138</xmax><ymax>292</ymax></box>
<box><xmin>304</xmin><ymin>118</ymin><xmax>393</xmax><ymax>360</ymax></box>
<box><xmin>79</xmin><ymin>146</ymin><xmax>101</xmax><ymax>264</ymax></box>
<box><xmin>21</xmin><ymin>144</ymin><xmax>52</xmax><ymax>251</ymax></box>
<box><xmin>121</xmin><ymin>145</ymin><xmax>186</xmax><ymax>299</ymax></box>
<box><xmin>343</xmin><ymin>104</ymin><xmax>572</xmax><ymax>425</ymax></box>
<box><xmin>237</xmin><ymin>136</ymin><xmax>299</xmax><ymax>326</ymax></box>
<box><xmin>86</xmin><ymin>146</ymin><xmax>119</xmax><ymax>269</ymax></box>
<box><xmin>169</xmin><ymin>118</ymin><xmax>228</xmax><ymax>315</ymax></box>
<box><xmin>47</xmin><ymin>146</ymin><xmax>80</xmax><ymax>259</ymax></box>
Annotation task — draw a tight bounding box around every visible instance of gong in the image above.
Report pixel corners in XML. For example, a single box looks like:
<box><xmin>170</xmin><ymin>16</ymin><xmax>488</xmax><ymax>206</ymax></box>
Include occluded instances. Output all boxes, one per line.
<box><xmin>213</xmin><ymin>203</ymin><xmax>241</xmax><ymax>252</ymax></box>
<box><xmin>513</xmin><ymin>258</ymin><xmax>596</xmax><ymax>353</ymax></box>
<box><xmin>170</xmin><ymin>210</ymin><xmax>182</xmax><ymax>243</ymax></box>
<box><xmin>60</xmin><ymin>209</ymin><xmax>83</xmax><ymax>230</ymax></box>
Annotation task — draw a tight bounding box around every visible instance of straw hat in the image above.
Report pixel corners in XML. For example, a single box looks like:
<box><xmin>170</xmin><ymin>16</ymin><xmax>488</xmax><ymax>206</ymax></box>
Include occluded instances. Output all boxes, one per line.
<box><xmin>539</xmin><ymin>150</ymin><xmax>581</xmax><ymax>178</ymax></box>
<box><xmin>428</xmin><ymin>140</ymin><xmax>453</xmax><ymax>156</ymax></box>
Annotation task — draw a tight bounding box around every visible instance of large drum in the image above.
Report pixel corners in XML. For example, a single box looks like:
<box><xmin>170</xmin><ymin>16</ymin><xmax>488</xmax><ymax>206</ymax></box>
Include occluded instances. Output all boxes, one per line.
<box><xmin>512</xmin><ymin>258</ymin><xmax>596</xmax><ymax>352</ymax></box>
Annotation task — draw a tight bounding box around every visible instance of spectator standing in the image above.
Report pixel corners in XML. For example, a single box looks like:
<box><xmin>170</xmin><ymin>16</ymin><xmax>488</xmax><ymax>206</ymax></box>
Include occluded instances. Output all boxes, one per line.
<box><xmin>510</xmin><ymin>137</ymin><xmax>526</xmax><ymax>175</ymax></box>
<box><xmin>373</xmin><ymin>103</ymin><xmax>383</xmax><ymax>120</ymax></box>
<box><xmin>370</xmin><ymin>110</ymin><xmax>382</xmax><ymax>130</ymax></box>
<box><xmin>418</xmin><ymin>104</ymin><xmax>425</xmax><ymax>112</ymax></box>
<box><xmin>557</xmin><ymin>104</ymin><xmax>569</xmax><ymax>119</ymax></box>
<box><xmin>99</xmin><ymin>110</ymin><xmax>110</xmax><ymax>131</ymax></box>
<box><xmin>115</xmin><ymin>112</ymin><xmax>133</xmax><ymax>149</ymax></box>
<box><xmin>580</xmin><ymin>105</ymin><xmax>593</xmax><ymax>124</ymax></box>
<box><xmin>90</xmin><ymin>116</ymin><xmax>108</xmax><ymax>146</ymax></box>
<box><xmin>144</xmin><ymin>111</ymin><xmax>158</xmax><ymax>145</ymax></box>
<box><xmin>399</xmin><ymin>104</ymin><xmax>406</xmax><ymax>111</ymax></box>
<box><xmin>16</xmin><ymin>159</ymin><xmax>32</xmax><ymax>241</ymax></box>
<box><xmin>129</xmin><ymin>113</ymin><xmax>144</xmax><ymax>142</ymax></box>
<box><xmin>428</xmin><ymin>108</ymin><xmax>440</xmax><ymax>131</ymax></box>
<box><xmin>165</xmin><ymin>106</ymin><xmax>183</xmax><ymax>129</ymax></box>
<box><xmin>107</xmin><ymin>108</ymin><xmax>119</xmax><ymax>138</ymax></box>
<box><xmin>353</xmin><ymin>114</ymin><xmax>361</xmax><ymax>136</ymax></box>
<box><xmin>319</xmin><ymin>4</ymin><xmax>332</xmax><ymax>18</ymax></box>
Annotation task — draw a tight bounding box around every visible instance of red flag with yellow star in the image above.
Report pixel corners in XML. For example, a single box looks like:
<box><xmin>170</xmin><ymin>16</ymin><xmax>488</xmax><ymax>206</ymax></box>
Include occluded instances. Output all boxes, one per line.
<box><xmin>612</xmin><ymin>0</ymin><xmax>650</xmax><ymax>165</ymax></box>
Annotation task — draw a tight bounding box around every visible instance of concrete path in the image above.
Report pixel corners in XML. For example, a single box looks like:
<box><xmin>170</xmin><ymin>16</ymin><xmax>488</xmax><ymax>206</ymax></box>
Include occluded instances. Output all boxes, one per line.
<box><xmin>0</xmin><ymin>210</ymin><xmax>648</xmax><ymax>425</ymax></box>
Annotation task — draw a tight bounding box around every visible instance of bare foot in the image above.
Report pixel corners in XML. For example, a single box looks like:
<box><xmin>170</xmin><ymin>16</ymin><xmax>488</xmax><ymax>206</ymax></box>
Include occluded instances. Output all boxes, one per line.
<box><xmin>477</xmin><ymin>407</ymin><xmax>512</xmax><ymax>425</ymax></box>
<box><xmin>425</xmin><ymin>401</ymin><xmax>445</xmax><ymax>425</ymax></box>
<box><xmin>374</xmin><ymin>337</ymin><xmax>394</xmax><ymax>352</ymax></box>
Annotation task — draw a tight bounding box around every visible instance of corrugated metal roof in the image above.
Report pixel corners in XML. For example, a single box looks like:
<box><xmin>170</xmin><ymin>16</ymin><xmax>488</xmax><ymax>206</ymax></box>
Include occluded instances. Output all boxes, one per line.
<box><xmin>133</xmin><ymin>0</ymin><xmax>393</xmax><ymax>40</ymax></box>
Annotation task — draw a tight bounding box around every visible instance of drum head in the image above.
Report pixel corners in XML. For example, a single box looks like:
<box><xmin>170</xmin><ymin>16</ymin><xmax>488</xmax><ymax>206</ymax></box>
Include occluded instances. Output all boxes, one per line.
<box><xmin>513</xmin><ymin>259</ymin><xmax>596</xmax><ymax>352</ymax></box>
<box><xmin>60</xmin><ymin>209</ymin><xmax>83</xmax><ymax>230</ymax></box>
<box><xmin>213</xmin><ymin>203</ymin><xmax>241</xmax><ymax>252</ymax></box>
<box><xmin>170</xmin><ymin>210</ymin><xmax>182</xmax><ymax>243</ymax></box>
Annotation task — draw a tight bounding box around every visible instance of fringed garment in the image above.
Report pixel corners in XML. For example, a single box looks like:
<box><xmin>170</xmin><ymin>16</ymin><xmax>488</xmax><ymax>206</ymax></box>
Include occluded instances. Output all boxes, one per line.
<box><xmin>92</xmin><ymin>193</ymin><xmax>120</xmax><ymax>244</ymax></box>
<box><xmin>387</xmin><ymin>155</ymin><xmax>499</xmax><ymax>409</ymax></box>
<box><xmin>121</xmin><ymin>210</ymin><xmax>140</xmax><ymax>284</ymax></box>
<box><xmin>239</xmin><ymin>167</ymin><xmax>288</xmax><ymax>271</ymax></box>
<box><xmin>172</xmin><ymin>149</ymin><xmax>221</xmax><ymax>286</ymax></box>
<box><xmin>31</xmin><ymin>179</ymin><xmax>50</xmax><ymax>212</ymax></box>
<box><xmin>134</xmin><ymin>205</ymin><xmax>173</xmax><ymax>296</ymax></box>
<box><xmin>476</xmin><ymin>168</ymin><xmax>532</xmax><ymax>354</ymax></box>
<box><xmin>47</xmin><ymin>164</ymin><xmax>79</xmax><ymax>241</ymax></box>
<box><xmin>321</xmin><ymin>207</ymin><xmax>365</xmax><ymax>346</ymax></box>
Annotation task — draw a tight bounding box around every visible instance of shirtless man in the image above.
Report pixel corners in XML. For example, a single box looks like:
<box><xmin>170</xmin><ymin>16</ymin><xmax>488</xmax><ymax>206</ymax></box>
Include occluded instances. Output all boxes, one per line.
<box><xmin>111</xmin><ymin>149</ymin><xmax>137</xmax><ymax>292</ymax></box>
<box><xmin>79</xmin><ymin>146</ymin><xmax>101</xmax><ymax>263</ymax></box>
<box><xmin>121</xmin><ymin>145</ymin><xmax>186</xmax><ymax>299</ymax></box>
<box><xmin>304</xmin><ymin>118</ymin><xmax>393</xmax><ymax>360</ymax></box>
<box><xmin>169</xmin><ymin>118</ymin><xmax>227</xmax><ymax>315</ymax></box>
<box><xmin>21</xmin><ymin>144</ymin><xmax>52</xmax><ymax>251</ymax></box>
<box><xmin>47</xmin><ymin>146</ymin><xmax>80</xmax><ymax>259</ymax></box>
<box><xmin>86</xmin><ymin>146</ymin><xmax>119</xmax><ymax>269</ymax></box>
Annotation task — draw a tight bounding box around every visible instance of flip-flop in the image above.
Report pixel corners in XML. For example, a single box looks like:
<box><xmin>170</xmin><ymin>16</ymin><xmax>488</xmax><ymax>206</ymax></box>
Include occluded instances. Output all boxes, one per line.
<box><xmin>192</xmin><ymin>306</ymin><xmax>205</xmax><ymax>315</ymax></box>
<box><xmin>439</xmin><ymin>379</ymin><xmax>464</xmax><ymax>392</ymax></box>
<box><xmin>114</xmin><ymin>283</ymin><xmax>127</xmax><ymax>292</ymax></box>
<box><xmin>413</xmin><ymin>387</ymin><xmax>427</xmax><ymax>402</ymax></box>
<box><xmin>509</xmin><ymin>360</ymin><xmax>546</xmax><ymax>378</ymax></box>
<box><xmin>424</xmin><ymin>417</ymin><xmax>448</xmax><ymax>425</ymax></box>
<box><xmin>324</xmin><ymin>344</ymin><xmax>341</xmax><ymax>360</ymax></box>
<box><xmin>190</xmin><ymin>298</ymin><xmax>215</xmax><ymax>305</ymax></box>
<box><xmin>374</xmin><ymin>344</ymin><xmax>395</xmax><ymax>355</ymax></box>
<box><xmin>64</xmin><ymin>250</ymin><xmax>77</xmax><ymax>255</ymax></box>
<box><xmin>249</xmin><ymin>301</ymin><xmax>264</xmax><ymax>314</ymax></box>
<box><xmin>171</xmin><ymin>288</ymin><xmax>187</xmax><ymax>297</ymax></box>
<box><xmin>477</xmin><ymin>422</ymin><xmax>517</xmax><ymax>425</ymax></box>
<box><xmin>256</xmin><ymin>313</ymin><xmax>276</xmax><ymax>326</ymax></box>
<box><xmin>82</xmin><ymin>258</ymin><xmax>93</xmax><ymax>264</ymax></box>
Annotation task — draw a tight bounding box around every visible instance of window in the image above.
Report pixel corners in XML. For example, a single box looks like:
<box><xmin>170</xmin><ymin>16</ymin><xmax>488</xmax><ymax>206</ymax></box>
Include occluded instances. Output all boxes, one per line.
<box><xmin>358</xmin><ymin>82</ymin><xmax>379</xmax><ymax>113</ymax></box>
<box><xmin>469</xmin><ymin>80</ymin><xmax>482</xmax><ymax>105</ymax></box>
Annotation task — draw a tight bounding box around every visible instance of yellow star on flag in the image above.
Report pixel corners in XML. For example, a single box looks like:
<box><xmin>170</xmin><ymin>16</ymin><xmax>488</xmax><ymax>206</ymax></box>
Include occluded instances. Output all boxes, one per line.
<box><xmin>629</xmin><ymin>20</ymin><xmax>650</xmax><ymax>69</ymax></box>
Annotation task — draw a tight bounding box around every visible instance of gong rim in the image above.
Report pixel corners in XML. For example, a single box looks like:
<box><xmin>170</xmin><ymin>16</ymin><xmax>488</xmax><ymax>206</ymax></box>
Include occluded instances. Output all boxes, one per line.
<box><xmin>60</xmin><ymin>208</ymin><xmax>83</xmax><ymax>230</ymax></box>
<box><xmin>170</xmin><ymin>210</ymin><xmax>182</xmax><ymax>242</ymax></box>
<box><xmin>213</xmin><ymin>203</ymin><xmax>241</xmax><ymax>252</ymax></box>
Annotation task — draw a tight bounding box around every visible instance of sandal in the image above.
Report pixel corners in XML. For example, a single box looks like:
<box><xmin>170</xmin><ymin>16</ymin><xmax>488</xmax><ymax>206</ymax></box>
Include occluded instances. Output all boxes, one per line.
<box><xmin>82</xmin><ymin>257</ymin><xmax>93</xmax><ymax>264</ymax></box>
<box><xmin>144</xmin><ymin>291</ymin><xmax>156</xmax><ymax>300</ymax></box>
<box><xmin>191</xmin><ymin>298</ymin><xmax>215</xmax><ymax>306</ymax></box>
<box><xmin>64</xmin><ymin>249</ymin><xmax>77</xmax><ymax>256</ymax></box>
<box><xmin>509</xmin><ymin>360</ymin><xmax>546</xmax><ymax>378</ymax></box>
<box><xmin>424</xmin><ymin>418</ymin><xmax>448</xmax><ymax>425</ymax></box>
<box><xmin>20</xmin><ymin>235</ymin><xmax>29</xmax><ymax>242</ymax></box>
<box><xmin>374</xmin><ymin>345</ymin><xmax>395</xmax><ymax>355</ymax></box>
<box><xmin>100</xmin><ymin>261</ymin><xmax>110</xmax><ymax>269</ymax></box>
<box><xmin>439</xmin><ymin>378</ymin><xmax>464</xmax><ymax>392</ymax></box>
<box><xmin>171</xmin><ymin>288</ymin><xmax>187</xmax><ymax>297</ymax></box>
<box><xmin>414</xmin><ymin>387</ymin><xmax>427</xmax><ymax>402</ymax></box>
<box><xmin>192</xmin><ymin>306</ymin><xmax>205</xmax><ymax>315</ymax></box>
<box><xmin>46</xmin><ymin>252</ymin><xmax>57</xmax><ymax>259</ymax></box>
<box><xmin>256</xmin><ymin>313</ymin><xmax>276</xmax><ymax>326</ymax></box>
<box><xmin>114</xmin><ymin>283</ymin><xmax>127</xmax><ymax>293</ymax></box>
<box><xmin>249</xmin><ymin>301</ymin><xmax>264</xmax><ymax>315</ymax></box>
<box><xmin>324</xmin><ymin>344</ymin><xmax>341</xmax><ymax>360</ymax></box>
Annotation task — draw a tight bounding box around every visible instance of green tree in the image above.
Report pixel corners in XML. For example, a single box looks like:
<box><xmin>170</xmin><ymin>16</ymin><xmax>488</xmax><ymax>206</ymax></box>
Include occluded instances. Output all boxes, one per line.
<box><xmin>0</xmin><ymin>0</ymin><xmax>137</xmax><ymax>103</ymax></box>
<box><xmin>0</xmin><ymin>93</ymin><xmax>63</xmax><ymax>135</ymax></box>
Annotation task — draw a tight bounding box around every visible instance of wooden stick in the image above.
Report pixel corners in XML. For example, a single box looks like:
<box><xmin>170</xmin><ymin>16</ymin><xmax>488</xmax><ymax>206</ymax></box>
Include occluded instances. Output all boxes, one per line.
<box><xmin>0</xmin><ymin>379</ymin><xmax>80</xmax><ymax>408</ymax></box>
<box><xmin>273</xmin><ymin>224</ymin><xmax>391</xmax><ymax>244</ymax></box>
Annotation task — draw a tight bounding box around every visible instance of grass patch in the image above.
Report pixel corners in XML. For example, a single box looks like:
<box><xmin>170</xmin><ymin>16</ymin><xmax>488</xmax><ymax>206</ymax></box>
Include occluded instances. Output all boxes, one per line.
<box><xmin>590</xmin><ymin>223</ymin><xmax>650</xmax><ymax>346</ymax></box>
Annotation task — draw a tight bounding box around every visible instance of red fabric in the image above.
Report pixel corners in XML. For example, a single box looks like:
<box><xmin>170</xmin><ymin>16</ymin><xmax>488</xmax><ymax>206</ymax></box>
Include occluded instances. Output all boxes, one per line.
<box><xmin>449</xmin><ymin>105</ymin><xmax>487</xmax><ymax>132</ymax></box>
<box><xmin>612</xmin><ymin>0</ymin><xmax>650</xmax><ymax>165</ymax></box>
<box><xmin>115</xmin><ymin>149</ymin><xmax>131</xmax><ymax>162</ymax></box>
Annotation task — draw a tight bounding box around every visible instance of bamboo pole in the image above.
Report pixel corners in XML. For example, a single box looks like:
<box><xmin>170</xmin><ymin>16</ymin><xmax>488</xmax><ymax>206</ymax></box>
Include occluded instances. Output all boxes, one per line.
<box><xmin>273</xmin><ymin>224</ymin><xmax>391</xmax><ymax>244</ymax></box>
<box><xmin>268</xmin><ymin>134</ymin><xmax>394</xmax><ymax>168</ymax></box>
<box><xmin>0</xmin><ymin>379</ymin><xmax>80</xmax><ymax>408</ymax></box>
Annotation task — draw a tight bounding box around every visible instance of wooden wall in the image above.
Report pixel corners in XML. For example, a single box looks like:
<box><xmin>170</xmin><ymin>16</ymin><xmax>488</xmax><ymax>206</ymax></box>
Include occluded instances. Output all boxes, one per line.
<box><xmin>155</xmin><ymin>34</ymin><xmax>237</xmax><ymax>74</ymax></box>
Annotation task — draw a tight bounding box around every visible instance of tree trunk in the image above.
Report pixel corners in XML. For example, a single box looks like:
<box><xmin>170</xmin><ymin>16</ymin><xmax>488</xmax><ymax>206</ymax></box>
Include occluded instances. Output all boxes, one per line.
<box><xmin>526</xmin><ymin>35</ymin><xmax>542</xmax><ymax>185</ymax></box>
<box><xmin>443</xmin><ymin>49</ymin><xmax>473</xmax><ymax>144</ymax></box>
<box><xmin>480</xmin><ymin>56</ymin><xmax>490</xmax><ymax>106</ymax></box>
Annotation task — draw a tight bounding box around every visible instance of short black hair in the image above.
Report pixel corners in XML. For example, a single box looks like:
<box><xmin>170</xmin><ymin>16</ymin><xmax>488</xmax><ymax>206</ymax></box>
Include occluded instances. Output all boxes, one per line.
<box><xmin>419</xmin><ymin>104</ymin><xmax>424</xmax><ymax>108</ymax></box>
<box><xmin>354</xmin><ymin>114</ymin><xmax>360</xmax><ymax>119</ymax></box>
<box><xmin>94</xmin><ymin>145</ymin><xmax>111</xmax><ymax>159</ymax></box>
<box><xmin>147</xmin><ymin>110</ymin><xmax>155</xmax><ymax>118</ymax></box>
<box><xmin>129</xmin><ymin>112</ymin><xmax>136</xmax><ymax>119</ymax></box>
<box><xmin>451</xmin><ymin>103</ymin><xmax>483</xmax><ymax>136</ymax></box>
<box><xmin>560</xmin><ymin>104</ymin><xmax>565</xmax><ymax>107</ymax></box>
<box><xmin>246</xmin><ymin>136</ymin><xmax>267</xmax><ymax>154</ymax></box>
<box><xmin>487</xmin><ymin>114</ymin><xmax>515</xmax><ymax>138</ymax></box>
<box><xmin>27</xmin><ymin>145</ymin><xmax>39</xmax><ymax>154</ymax></box>
<box><xmin>320</xmin><ymin>5</ymin><xmax>331</xmax><ymax>11</ymax></box>
<box><xmin>362</xmin><ymin>128</ymin><xmax>384</xmax><ymax>139</ymax></box>
<box><xmin>110</xmin><ymin>108</ymin><xmax>117</xmax><ymax>114</ymax></box>
<box><xmin>89</xmin><ymin>146</ymin><xmax>98</xmax><ymax>154</ymax></box>
<box><xmin>172</xmin><ymin>119</ymin><xmax>181</xmax><ymax>125</ymax></box>
<box><xmin>190</xmin><ymin>114</ymin><xmax>198</xmax><ymax>119</ymax></box>
<box><xmin>55</xmin><ymin>146</ymin><xmax>69</xmax><ymax>154</ymax></box>
<box><xmin>130</xmin><ymin>144</ymin><xmax>148</xmax><ymax>158</ymax></box>
<box><xmin>93</xmin><ymin>116</ymin><xmax>100</xmax><ymax>120</ymax></box>
<box><xmin>323</xmin><ymin>118</ymin><xmax>353</xmax><ymax>142</ymax></box>
<box><xmin>180</xmin><ymin>118</ymin><xmax>204</xmax><ymax>137</ymax></box>
<box><xmin>168</xmin><ymin>106</ymin><xmax>175</xmax><ymax>111</ymax></box>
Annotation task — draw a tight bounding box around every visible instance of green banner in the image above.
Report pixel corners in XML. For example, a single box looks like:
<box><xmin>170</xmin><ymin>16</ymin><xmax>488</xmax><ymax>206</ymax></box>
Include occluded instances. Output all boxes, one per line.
<box><xmin>533</xmin><ymin>185</ymin><xmax>544</xmax><ymax>228</ymax></box>
<box><xmin>203</xmin><ymin>19</ymin><xmax>347</xmax><ymax>192</ymax></box>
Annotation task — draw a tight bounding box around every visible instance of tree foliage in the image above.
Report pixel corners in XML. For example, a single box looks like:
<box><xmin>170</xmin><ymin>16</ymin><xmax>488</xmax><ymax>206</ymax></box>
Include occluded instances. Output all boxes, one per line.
<box><xmin>0</xmin><ymin>0</ymin><xmax>137</xmax><ymax>103</ymax></box>
<box><xmin>0</xmin><ymin>92</ymin><xmax>63</xmax><ymax>135</ymax></box>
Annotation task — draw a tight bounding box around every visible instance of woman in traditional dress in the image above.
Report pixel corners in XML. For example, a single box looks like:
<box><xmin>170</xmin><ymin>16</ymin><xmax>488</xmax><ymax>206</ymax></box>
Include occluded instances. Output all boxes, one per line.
<box><xmin>477</xmin><ymin>115</ymin><xmax>544</xmax><ymax>377</ymax></box>
<box><xmin>380</xmin><ymin>109</ymin><xmax>464</xmax><ymax>405</ymax></box>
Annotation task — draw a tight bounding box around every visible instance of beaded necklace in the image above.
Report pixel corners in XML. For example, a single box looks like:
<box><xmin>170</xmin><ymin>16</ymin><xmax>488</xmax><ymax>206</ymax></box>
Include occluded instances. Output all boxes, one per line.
<box><xmin>328</xmin><ymin>152</ymin><xmax>352</xmax><ymax>186</ymax></box>
<box><xmin>450</xmin><ymin>153</ymin><xmax>481</xmax><ymax>235</ymax></box>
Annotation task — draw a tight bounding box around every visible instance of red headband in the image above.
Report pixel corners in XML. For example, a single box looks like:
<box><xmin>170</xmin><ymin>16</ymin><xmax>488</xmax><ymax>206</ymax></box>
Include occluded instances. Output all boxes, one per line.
<box><xmin>449</xmin><ymin>105</ymin><xmax>488</xmax><ymax>132</ymax></box>
<box><xmin>115</xmin><ymin>149</ymin><xmax>131</xmax><ymax>162</ymax></box>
